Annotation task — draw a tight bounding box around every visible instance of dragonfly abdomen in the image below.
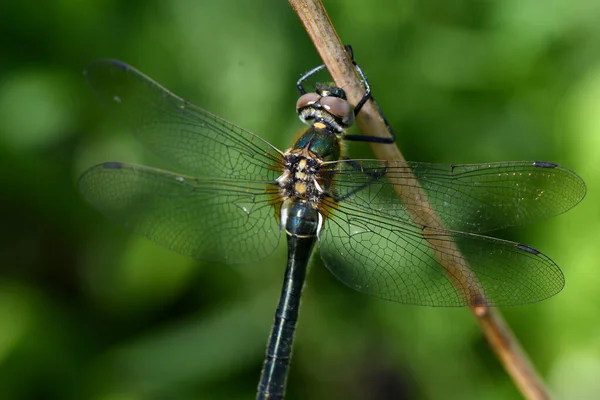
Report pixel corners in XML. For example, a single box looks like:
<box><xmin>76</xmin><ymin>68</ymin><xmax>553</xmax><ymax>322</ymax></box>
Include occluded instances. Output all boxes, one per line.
<box><xmin>280</xmin><ymin>198</ymin><xmax>322</xmax><ymax>238</ymax></box>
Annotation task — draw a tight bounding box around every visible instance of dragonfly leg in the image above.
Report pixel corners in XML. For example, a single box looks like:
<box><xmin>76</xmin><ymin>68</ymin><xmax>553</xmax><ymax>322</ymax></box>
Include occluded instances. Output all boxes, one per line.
<box><xmin>342</xmin><ymin>45</ymin><xmax>396</xmax><ymax>144</ymax></box>
<box><xmin>298</xmin><ymin>45</ymin><xmax>396</xmax><ymax>144</ymax></box>
<box><xmin>296</xmin><ymin>64</ymin><xmax>327</xmax><ymax>95</ymax></box>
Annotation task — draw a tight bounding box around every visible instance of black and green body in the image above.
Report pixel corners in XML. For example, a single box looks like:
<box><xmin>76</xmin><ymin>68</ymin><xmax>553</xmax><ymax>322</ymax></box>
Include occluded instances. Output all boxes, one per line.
<box><xmin>258</xmin><ymin>120</ymin><xmax>344</xmax><ymax>398</ymax></box>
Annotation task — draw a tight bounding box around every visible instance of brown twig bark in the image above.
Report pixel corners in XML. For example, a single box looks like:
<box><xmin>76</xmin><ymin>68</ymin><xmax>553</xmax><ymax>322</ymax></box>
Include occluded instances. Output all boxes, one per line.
<box><xmin>288</xmin><ymin>1</ymin><xmax>552</xmax><ymax>399</ymax></box>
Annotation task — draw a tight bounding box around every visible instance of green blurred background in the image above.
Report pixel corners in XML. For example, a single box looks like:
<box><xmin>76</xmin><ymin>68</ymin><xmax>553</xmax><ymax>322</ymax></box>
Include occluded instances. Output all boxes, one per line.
<box><xmin>1</xmin><ymin>0</ymin><xmax>599</xmax><ymax>399</ymax></box>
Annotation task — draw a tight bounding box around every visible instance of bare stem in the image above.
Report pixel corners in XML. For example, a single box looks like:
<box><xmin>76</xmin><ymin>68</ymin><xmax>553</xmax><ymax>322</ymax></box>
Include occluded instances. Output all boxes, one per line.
<box><xmin>288</xmin><ymin>1</ymin><xmax>552</xmax><ymax>399</ymax></box>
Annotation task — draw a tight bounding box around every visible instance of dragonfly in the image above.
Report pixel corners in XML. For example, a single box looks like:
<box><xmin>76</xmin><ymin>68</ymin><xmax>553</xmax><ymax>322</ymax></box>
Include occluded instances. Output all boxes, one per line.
<box><xmin>79</xmin><ymin>58</ymin><xmax>586</xmax><ymax>400</ymax></box>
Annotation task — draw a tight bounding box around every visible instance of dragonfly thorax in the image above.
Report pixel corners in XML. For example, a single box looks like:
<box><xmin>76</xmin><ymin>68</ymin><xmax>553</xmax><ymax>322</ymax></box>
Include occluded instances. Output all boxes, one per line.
<box><xmin>277</xmin><ymin>148</ymin><xmax>331</xmax><ymax>239</ymax></box>
<box><xmin>278</xmin><ymin>151</ymin><xmax>326</xmax><ymax>204</ymax></box>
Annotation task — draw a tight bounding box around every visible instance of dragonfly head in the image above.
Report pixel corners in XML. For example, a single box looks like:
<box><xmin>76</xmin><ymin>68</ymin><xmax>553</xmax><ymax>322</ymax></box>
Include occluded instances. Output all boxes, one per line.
<box><xmin>296</xmin><ymin>83</ymin><xmax>355</xmax><ymax>133</ymax></box>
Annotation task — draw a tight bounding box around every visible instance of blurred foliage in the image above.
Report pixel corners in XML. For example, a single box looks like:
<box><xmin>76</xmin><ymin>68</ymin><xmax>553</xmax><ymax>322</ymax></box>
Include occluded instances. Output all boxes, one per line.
<box><xmin>0</xmin><ymin>0</ymin><xmax>599</xmax><ymax>399</ymax></box>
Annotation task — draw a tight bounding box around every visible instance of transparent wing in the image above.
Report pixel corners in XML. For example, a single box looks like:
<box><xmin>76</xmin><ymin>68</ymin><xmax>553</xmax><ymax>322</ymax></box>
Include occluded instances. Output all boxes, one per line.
<box><xmin>325</xmin><ymin>160</ymin><xmax>585</xmax><ymax>233</ymax></box>
<box><xmin>79</xmin><ymin>162</ymin><xmax>282</xmax><ymax>263</ymax></box>
<box><xmin>319</xmin><ymin>197</ymin><xmax>564</xmax><ymax>307</ymax></box>
<box><xmin>84</xmin><ymin>59</ymin><xmax>284</xmax><ymax>180</ymax></box>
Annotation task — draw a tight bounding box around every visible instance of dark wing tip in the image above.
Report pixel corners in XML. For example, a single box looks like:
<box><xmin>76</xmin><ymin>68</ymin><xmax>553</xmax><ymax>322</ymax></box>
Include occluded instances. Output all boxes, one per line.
<box><xmin>533</xmin><ymin>161</ymin><xmax>559</xmax><ymax>169</ymax></box>
<box><xmin>101</xmin><ymin>161</ymin><xmax>125</xmax><ymax>169</ymax></box>
<box><xmin>78</xmin><ymin>162</ymin><xmax>125</xmax><ymax>183</ymax></box>
<box><xmin>515</xmin><ymin>243</ymin><xmax>541</xmax><ymax>255</ymax></box>
<box><xmin>533</xmin><ymin>161</ymin><xmax>587</xmax><ymax>204</ymax></box>
<box><xmin>106</xmin><ymin>59</ymin><xmax>132</xmax><ymax>71</ymax></box>
<box><xmin>78</xmin><ymin>162</ymin><xmax>126</xmax><ymax>197</ymax></box>
<box><xmin>83</xmin><ymin>59</ymin><xmax>132</xmax><ymax>78</ymax></box>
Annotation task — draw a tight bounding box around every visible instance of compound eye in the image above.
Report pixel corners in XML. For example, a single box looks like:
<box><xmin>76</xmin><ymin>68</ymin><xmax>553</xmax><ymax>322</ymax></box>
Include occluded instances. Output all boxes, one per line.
<box><xmin>320</xmin><ymin>96</ymin><xmax>354</xmax><ymax>126</ymax></box>
<box><xmin>296</xmin><ymin>92</ymin><xmax>320</xmax><ymax>112</ymax></box>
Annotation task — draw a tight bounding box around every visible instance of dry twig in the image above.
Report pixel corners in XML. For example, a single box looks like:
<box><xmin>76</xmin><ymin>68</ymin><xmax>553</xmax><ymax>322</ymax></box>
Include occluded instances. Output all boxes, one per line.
<box><xmin>288</xmin><ymin>1</ymin><xmax>552</xmax><ymax>399</ymax></box>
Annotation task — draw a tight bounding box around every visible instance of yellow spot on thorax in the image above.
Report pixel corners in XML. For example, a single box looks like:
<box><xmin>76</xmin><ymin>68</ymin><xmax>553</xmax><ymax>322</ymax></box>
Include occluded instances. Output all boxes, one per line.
<box><xmin>313</xmin><ymin>122</ymin><xmax>326</xmax><ymax>129</ymax></box>
<box><xmin>294</xmin><ymin>182</ymin><xmax>307</xmax><ymax>195</ymax></box>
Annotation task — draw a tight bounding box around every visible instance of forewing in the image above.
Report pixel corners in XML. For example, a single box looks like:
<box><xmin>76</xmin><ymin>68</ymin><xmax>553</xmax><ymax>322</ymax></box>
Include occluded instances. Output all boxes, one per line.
<box><xmin>325</xmin><ymin>160</ymin><xmax>585</xmax><ymax>233</ymax></box>
<box><xmin>84</xmin><ymin>59</ymin><xmax>283</xmax><ymax>180</ymax></box>
<box><xmin>79</xmin><ymin>162</ymin><xmax>282</xmax><ymax>263</ymax></box>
